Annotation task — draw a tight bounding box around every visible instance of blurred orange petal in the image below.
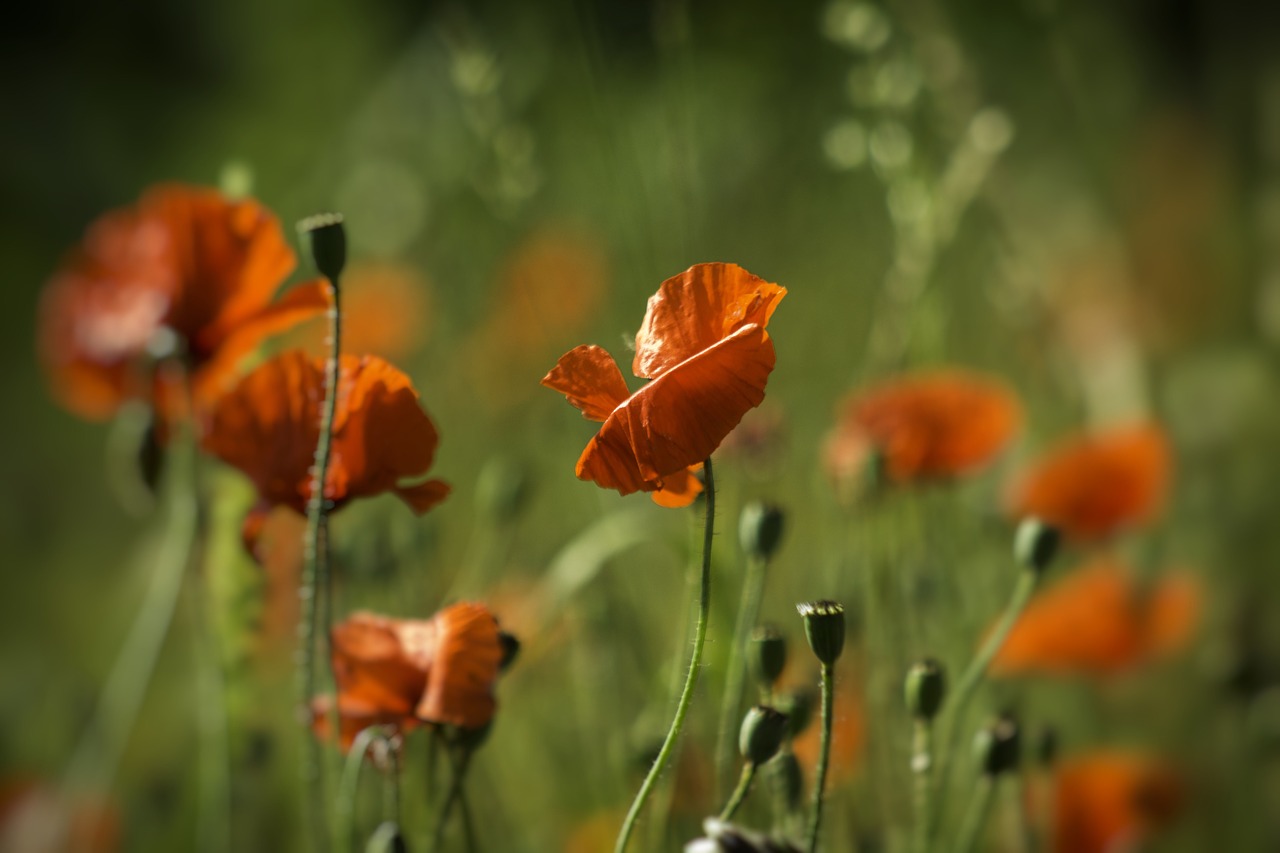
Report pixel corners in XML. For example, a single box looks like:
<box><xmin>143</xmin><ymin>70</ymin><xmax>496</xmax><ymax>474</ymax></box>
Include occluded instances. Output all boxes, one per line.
<box><xmin>1008</xmin><ymin>423</ymin><xmax>1170</xmax><ymax>541</ymax></box>
<box><xmin>1050</xmin><ymin>752</ymin><xmax>1184</xmax><ymax>853</ymax></box>
<box><xmin>650</xmin><ymin>464</ymin><xmax>704</xmax><ymax>508</ymax></box>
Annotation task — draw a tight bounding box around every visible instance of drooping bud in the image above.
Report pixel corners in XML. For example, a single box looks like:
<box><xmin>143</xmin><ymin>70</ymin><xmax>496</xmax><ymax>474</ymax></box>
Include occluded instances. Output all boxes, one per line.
<box><xmin>739</xmin><ymin>502</ymin><xmax>786</xmax><ymax>561</ymax></box>
<box><xmin>739</xmin><ymin>705</ymin><xmax>789</xmax><ymax>766</ymax></box>
<box><xmin>770</xmin><ymin>749</ymin><xmax>804</xmax><ymax>812</ymax></box>
<box><xmin>972</xmin><ymin>713</ymin><xmax>1021</xmax><ymax>776</ymax></box>
<box><xmin>1014</xmin><ymin>518</ymin><xmax>1059</xmax><ymax>575</ymax></box>
<box><xmin>365</xmin><ymin>821</ymin><xmax>407</xmax><ymax>853</ymax></box>
<box><xmin>298</xmin><ymin>212</ymin><xmax>347</xmax><ymax>283</ymax></box>
<box><xmin>778</xmin><ymin>687</ymin><xmax>816</xmax><ymax>739</ymax></box>
<box><xmin>750</xmin><ymin>624</ymin><xmax>787</xmax><ymax>687</ymax></box>
<box><xmin>796</xmin><ymin>600</ymin><xmax>846</xmax><ymax>666</ymax></box>
<box><xmin>904</xmin><ymin>658</ymin><xmax>946</xmax><ymax>722</ymax></box>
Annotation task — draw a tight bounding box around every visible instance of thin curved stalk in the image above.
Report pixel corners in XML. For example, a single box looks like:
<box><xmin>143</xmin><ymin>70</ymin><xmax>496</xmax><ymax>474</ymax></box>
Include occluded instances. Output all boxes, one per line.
<box><xmin>952</xmin><ymin>775</ymin><xmax>995</xmax><ymax>853</ymax></box>
<box><xmin>806</xmin><ymin>662</ymin><xmax>835</xmax><ymax>853</ymax></box>
<box><xmin>615</xmin><ymin>456</ymin><xmax>716</xmax><ymax>853</ymax></box>
<box><xmin>719</xmin><ymin>762</ymin><xmax>757</xmax><ymax>822</ymax></box>
<box><xmin>715</xmin><ymin>552</ymin><xmax>768</xmax><ymax>798</ymax></box>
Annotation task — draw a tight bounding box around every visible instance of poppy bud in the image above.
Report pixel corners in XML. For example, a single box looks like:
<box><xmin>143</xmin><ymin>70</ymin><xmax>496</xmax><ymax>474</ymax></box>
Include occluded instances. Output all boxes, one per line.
<box><xmin>770</xmin><ymin>749</ymin><xmax>804</xmax><ymax>811</ymax></box>
<box><xmin>364</xmin><ymin>821</ymin><xmax>407</xmax><ymax>853</ymax></box>
<box><xmin>739</xmin><ymin>705</ymin><xmax>789</xmax><ymax>766</ymax></box>
<box><xmin>778</xmin><ymin>687</ymin><xmax>816</xmax><ymax>739</ymax></box>
<box><xmin>972</xmin><ymin>713</ymin><xmax>1021</xmax><ymax>777</ymax></box>
<box><xmin>750</xmin><ymin>624</ymin><xmax>787</xmax><ymax>687</ymax></box>
<box><xmin>685</xmin><ymin>818</ymin><xmax>803</xmax><ymax>853</ymax></box>
<box><xmin>904</xmin><ymin>658</ymin><xmax>946</xmax><ymax>721</ymax></box>
<box><xmin>498</xmin><ymin>631</ymin><xmax>521</xmax><ymax>672</ymax></box>
<box><xmin>299</xmin><ymin>212</ymin><xmax>347</xmax><ymax>283</ymax></box>
<box><xmin>1014</xmin><ymin>518</ymin><xmax>1060</xmax><ymax>575</ymax></box>
<box><xmin>796</xmin><ymin>600</ymin><xmax>846</xmax><ymax>666</ymax></box>
<box><xmin>475</xmin><ymin>456</ymin><xmax>531</xmax><ymax>524</ymax></box>
<box><xmin>739</xmin><ymin>502</ymin><xmax>786</xmax><ymax>561</ymax></box>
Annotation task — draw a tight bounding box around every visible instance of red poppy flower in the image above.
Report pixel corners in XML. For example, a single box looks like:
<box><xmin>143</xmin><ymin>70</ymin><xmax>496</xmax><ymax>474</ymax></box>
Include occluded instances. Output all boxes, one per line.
<box><xmin>1008</xmin><ymin>423</ymin><xmax>1170</xmax><ymax>541</ymax></box>
<box><xmin>991</xmin><ymin>559</ymin><xmax>1200</xmax><ymax>677</ymax></box>
<box><xmin>38</xmin><ymin>184</ymin><xmax>328</xmax><ymax>421</ymax></box>
<box><xmin>312</xmin><ymin>604</ymin><xmax>505</xmax><ymax>752</ymax></box>
<box><xmin>823</xmin><ymin>369</ymin><xmax>1021</xmax><ymax>486</ymax></box>
<box><xmin>1049</xmin><ymin>752</ymin><xmax>1183</xmax><ymax>853</ymax></box>
<box><xmin>541</xmin><ymin>263</ymin><xmax>785</xmax><ymax>503</ymax></box>
<box><xmin>201</xmin><ymin>350</ymin><xmax>450</xmax><ymax>552</ymax></box>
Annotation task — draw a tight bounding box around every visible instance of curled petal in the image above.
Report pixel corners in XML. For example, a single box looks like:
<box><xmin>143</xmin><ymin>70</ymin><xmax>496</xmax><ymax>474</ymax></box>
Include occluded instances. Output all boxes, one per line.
<box><xmin>541</xmin><ymin>344</ymin><xmax>631</xmax><ymax>422</ymax></box>
<box><xmin>415</xmin><ymin>603</ymin><xmax>504</xmax><ymax>728</ymax></box>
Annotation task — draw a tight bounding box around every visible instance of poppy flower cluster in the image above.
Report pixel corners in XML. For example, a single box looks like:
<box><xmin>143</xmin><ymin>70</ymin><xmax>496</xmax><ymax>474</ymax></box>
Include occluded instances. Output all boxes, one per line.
<box><xmin>313</xmin><ymin>603</ymin><xmax>507</xmax><ymax>752</ymax></box>
<box><xmin>1047</xmin><ymin>752</ymin><xmax>1184</xmax><ymax>853</ymax></box>
<box><xmin>542</xmin><ymin>262</ymin><xmax>785</xmax><ymax>506</ymax></box>
<box><xmin>38</xmin><ymin>184</ymin><xmax>328</xmax><ymax>422</ymax></box>
<box><xmin>201</xmin><ymin>350</ymin><xmax>451</xmax><ymax>554</ymax></box>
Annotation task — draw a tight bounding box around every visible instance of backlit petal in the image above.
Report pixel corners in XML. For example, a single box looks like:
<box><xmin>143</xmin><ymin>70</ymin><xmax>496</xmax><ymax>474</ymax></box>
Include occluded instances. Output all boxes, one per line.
<box><xmin>541</xmin><ymin>345</ymin><xmax>631</xmax><ymax>422</ymax></box>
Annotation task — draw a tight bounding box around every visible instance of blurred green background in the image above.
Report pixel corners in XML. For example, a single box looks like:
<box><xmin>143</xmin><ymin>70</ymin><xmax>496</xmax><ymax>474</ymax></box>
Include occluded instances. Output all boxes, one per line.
<box><xmin>5</xmin><ymin>0</ymin><xmax>1280</xmax><ymax>850</ymax></box>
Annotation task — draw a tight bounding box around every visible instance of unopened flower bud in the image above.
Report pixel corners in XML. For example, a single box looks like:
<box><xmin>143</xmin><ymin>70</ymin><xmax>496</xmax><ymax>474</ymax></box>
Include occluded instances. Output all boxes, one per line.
<box><xmin>739</xmin><ymin>502</ymin><xmax>786</xmax><ymax>561</ymax></box>
<box><xmin>1014</xmin><ymin>518</ymin><xmax>1059</xmax><ymax>574</ymax></box>
<box><xmin>973</xmin><ymin>713</ymin><xmax>1021</xmax><ymax>776</ymax></box>
<box><xmin>796</xmin><ymin>600</ymin><xmax>846</xmax><ymax>666</ymax></box>
<box><xmin>365</xmin><ymin>821</ymin><xmax>407</xmax><ymax>853</ymax></box>
<box><xmin>298</xmin><ymin>212</ymin><xmax>347</xmax><ymax>283</ymax></box>
<box><xmin>739</xmin><ymin>705</ymin><xmax>789</xmax><ymax>765</ymax></box>
<box><xmin>904</xmin><ymin>658</ymin><xmax>946</xmax><ymax>721</ymax></box>
<box><xmin>779</xmin><ymin>688</ymin><xmax>815</xmax><ymax>738</ymax></box>
<box><xmin>686</xmin><ymin>818</ymin><xmax>802</xmax><ymax>853</ymax></box>
<box><xmin>770</xmin><ymin>749</ymin><xmax>804</xmax><ymax>811</ymax></box>
<box><xmin>750</xmin><ymin>624</ymin><xmax>787</xmax><ymax>687</ymax></box>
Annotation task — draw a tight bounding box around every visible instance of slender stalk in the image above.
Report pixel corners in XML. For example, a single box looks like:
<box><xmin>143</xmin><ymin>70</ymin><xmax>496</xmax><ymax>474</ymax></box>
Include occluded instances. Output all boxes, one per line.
<box><xmin>930</xmin><ymin>569</ymin><xmax>1037</xmax><ymax>839</ymax></box>
<box><xmin>715</xmin><ymin>552</ymin><xmax>768</xmax><ymax>798</ymax></box>
<box><xmin>806</xmin><ymin>662</ymin><xmax>835</xmax><ymax>853</ymax></box>
<box><xmin>911</xmin><ymin>720</ymin><xmax>934</xmax><ymax>853</ymax></box>
<box><xmin>337</xmin><ymin>727</ymin><xmax>384</xmax><ymax>851</ymax></box>
<box><xmin>431</xmin><ymin>746</ymin><xmax>473</xmax><ymax>853</ymax></box>
<box><xmin>615</xmin><ymin>456</ymin><xmax>716</xmax><ymax>853</ymax></box>
<box><xmin>952</xmin><ymin>775</ymin><xmax>996</xmax><ymax>853</ymax></box>
<box><xmin>298</xmin><ymin>271</ymin><xmax>342</xmax><ymax>852</ymax></box>
<box><xmin>719</xmin><ymin>762</ymin><xmax>758</xmax><ymax>821</ymax></box>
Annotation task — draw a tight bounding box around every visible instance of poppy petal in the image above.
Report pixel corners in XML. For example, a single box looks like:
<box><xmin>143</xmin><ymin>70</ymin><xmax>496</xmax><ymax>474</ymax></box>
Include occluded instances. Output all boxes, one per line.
<box><xmin>650</xmin><ymin>465</ymin><xmax>704</xmax><ymax>508</ymax></box>
<box><xmin>540</xmin><ymin>344</ymin><xmax>631</xmax><ymax>422</ymax></box>
<box><xmin>416</xmin><ymin>603</ymin><xmax>504</xmax><ymax>728</ymax></box>
<box><xmin>394</xmin><ymin>479</ymin><xmax>452</xmax><ymax>514</ymax></box>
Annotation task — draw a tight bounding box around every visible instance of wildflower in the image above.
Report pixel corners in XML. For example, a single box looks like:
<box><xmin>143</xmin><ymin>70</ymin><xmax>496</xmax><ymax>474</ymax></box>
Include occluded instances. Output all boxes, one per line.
<box><xmin>38</xmin><ymin>184</ymin><xmax>328</xmax><ymax>422</ymax></box>
<box><xmin>1048</xmin><ymin>752</ymin><xmax>1183</xmax><ymax>853</ymax></box>
<box><xmin>823</xmin><ymin>369</ymin><xmax>1021</xmax><ymax>488</ymax></box>
<box><xmin>990</xmin><ymin>559</ymin><xmax>1200</xmax><ymax>677</ymax></box>
<box><xmin>312</xmin><ymin>603</ymin><xmax>505</xmax><ymax>752</ymax></box>
<box><xmin>1007</xmin><ymin>423</ymin><xmax>1170</xmax><ymax>541</ymax></box>
<box><xmin>542</xmin><ymin>263</ymin><xmax>785</xmax><ymax>504</ymax></box>
<box><xmin>202</xmin><ymin>350</ymin><xmax>450</xmax><ymax>553</ymax></box>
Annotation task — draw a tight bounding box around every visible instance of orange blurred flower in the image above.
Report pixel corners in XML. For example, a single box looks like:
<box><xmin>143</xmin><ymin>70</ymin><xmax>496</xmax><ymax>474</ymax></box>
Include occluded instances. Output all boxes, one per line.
<box><xmin>291</xmin><ymin>262</ymin><xmax>433</xmax><ymax>361</ymax></box>
<box><xmin>313</xmin><ymin>603</ymin><xmax>505</xmax><ymax>752</ymax></box>
<box><xmin>1048</xmin><ymin>752</ymin><xmax>1184</xmax><ymax>853</ymax></box>
<box><xmin>542</xmin><ymin>263</ymin><xmax>785</xmax><ymax>504</ymax></box>
<box><xmin>991</xmin><ymin>559</ymin><xmax>1200</xmax><ymax>677</ymax></box>
<box><xmin>823</xmin><ymin>369</ymin><xmax>1021</xmax><ymax>487</ymax></box>
<box><xmin>38</xmin><ymin>184</ymin><xmax>328</xmax><ymax>422</ymax></box>
<box><xmin>202</xmin><ymin>350</ymin><xmax>450</xmax><ymax>552</ymax></box>
<box><xmin>1008</xmin><ymin>423</ymin><xmax>1170</xmax><ymax>541</ymax></box>
<box><xmin>0</xmin><ymin>778</ymin><xmax>119</xmax><ymax>853</ymax></box>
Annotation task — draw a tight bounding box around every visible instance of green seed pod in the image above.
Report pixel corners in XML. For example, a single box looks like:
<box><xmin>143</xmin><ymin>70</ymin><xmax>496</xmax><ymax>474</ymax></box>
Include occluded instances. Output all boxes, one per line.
<box><xmin>1014</xmin><ymin>518</ymin><xmax>1060</xmax><ymax>575</ymax></box>
<box><xmin>739</xmin><ymin>502</ymin><xmax>786</xmax><ymax>561</ymax></box>
<box><xmin>750</xmin><ymin>624</ymin><xmax>787</xmax><ymax>687</ymax></box>
<box><xmin>770</xmin><ymin>749</ymin><xmax>804</xmax><ymax>812</ymax></box>
<box><xmin>779</xmin><ymin>687</ymin><xmax>816</xmax><ymax>739</ymax></box>
<box><xmin>365</xmin><ymin>821</ymin><xmax>407</xmax><ymax>853</ymax></box>
<box><xmin>796</xmin><ymin>600</ymin><xmax>846</xmax><ymax>666</ymax></box>
<box><xmin>298</xmin><ymin>212</ymin><xmax>347</xmax><ymax>283</ymax></box>
<box><xmin>904</xmin><ymin>658</ymin><xmax>946</xmax><ymax>721</ymax></box>
<box><xmin>972</xmin><ymin>713</ymin><xmax>1021</xmax><ymax>777</ymax></box>
<box><xmin>739</xmin><ymin>705</ymin><xmax>789</xmax><ymax>765</ymax></box>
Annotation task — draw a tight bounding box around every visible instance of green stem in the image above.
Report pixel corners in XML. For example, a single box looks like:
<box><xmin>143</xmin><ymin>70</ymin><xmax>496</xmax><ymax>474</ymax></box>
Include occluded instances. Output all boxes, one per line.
<box><xmin>337</xmin><ymin>727</ymin><xmax>384</xmax><ymax>851</ymax></box>
<box><xmin>431</xmin><ymin>746</ymin><xmax>473</xmax><ymax>853</ymax></box>
<box><xmin>806</xmin><ymin>662</ymin><xmax>835</xmax><ymax>853</ymax></box>
<box><xmin>912</xmin><ymin>720</ymin><xmax>934</xmax><ymax>853</ymax></box>
<box><xmin>715</xmin><ymin>553</ymin><xmax>768</xmax><ymax>798</ymax></box>
<box><xmin>952</xmin><ymin>775</ymin><xmax>996</xmax><ymax>853</ymax></box>
<box><xmin>719</xmin><ymin>762</ymin><xmax>757</xmax><ymax>821</ymax></box>
<box><xmin>299</xmin><ymin>273</ymin><xmax>342</xmax><ymax>852</ymax></box>
<box><xmin>614</xmin><ymin>456</ymin><xmax>716</xmax><ymax>853</ymax></box>
<box><xmin>930</xmin><ymin>569</ymin><xmax>1037</xmax><ymax>840</ymax></box>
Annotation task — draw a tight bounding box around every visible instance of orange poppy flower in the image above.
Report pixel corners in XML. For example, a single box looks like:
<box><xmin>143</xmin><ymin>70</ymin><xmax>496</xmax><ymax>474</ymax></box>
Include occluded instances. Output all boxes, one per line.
<box><xmin>38</xmin><ymin>184</ymin><xmax>328</xmax><ymax>421</ymax></box>
<box><xmin>0</xmin><ymin>778</ymin><xmax>119</xmax><ymax>853</ymax></box>
<box><xmin>823</xmin><ymin>369</ymin><xmax>1021</xmax><ymax>486</ymax></box>
<box><xmin>313</xmin><ymin>603</ymin><xmax>505</xmax><ymax>752</ymax></box>
<box><xmin>202</xmin><ymin>350</ymin><xmax>450</xmax><ymax>552</ymax></box>
<box><xmin>1048</xmin><ymin>752</ymin><xmax>1183</xmax><ymax>853</ymax></box>
<box><xmin>541</xmin><ymin>263</ymin><xmax>785</xmax><ymax>502</ymax></box>
<box><xmin>1008</xmin><ymin>423</ymin><xmax>1170</xmax><ymax>541</ymax></box>
<box><xmin>990</xmin><ymin>559</ymin><xmax>1200</xmax><ymax>677</ymax></box>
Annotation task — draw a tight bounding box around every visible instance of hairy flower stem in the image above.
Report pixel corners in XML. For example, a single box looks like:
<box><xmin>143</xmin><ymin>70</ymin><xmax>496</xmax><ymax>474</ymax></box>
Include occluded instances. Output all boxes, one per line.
<box><xmin>930</xmin><ymin>570</ymin><xmax>1038</xmax><ymax>841</ymax></box>
<box><xmin>807</xmin><ymin>662</ymin><xmax>835</xmax><ymax>853</ymax></box>
<box><xmin>715</xmin><ymin>552</ymin><xmax>769</xmax><ymax>799</ymax></box>
<box><xmin>719</xmin><ymin>762</ymin><xmax>758</xmax><ymax>821</ymax></box>
<box><xmin>298</xmin><ymin>271</ymin><xmax>342</xmax><ymax>852</ymax></box>
<box><xmin>615</xmin><ymin>456</ymin><xmax>716</xmax><ymax>853</ymax></box>
<box><xmin>912</xmin><ymin>720</ymin><xmax>934</xmax><ymax>853</ymax></box>
<box><xmin>952</xmin><ymin>775</ymin><xmax>996</xmax><ymax>853</ymax></box>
